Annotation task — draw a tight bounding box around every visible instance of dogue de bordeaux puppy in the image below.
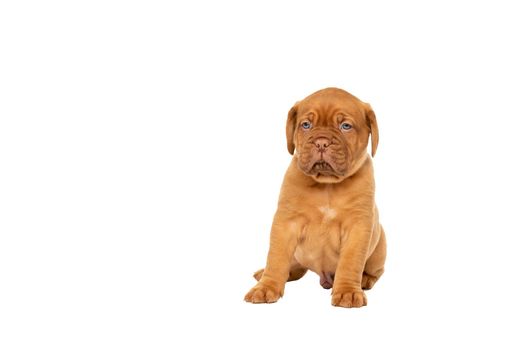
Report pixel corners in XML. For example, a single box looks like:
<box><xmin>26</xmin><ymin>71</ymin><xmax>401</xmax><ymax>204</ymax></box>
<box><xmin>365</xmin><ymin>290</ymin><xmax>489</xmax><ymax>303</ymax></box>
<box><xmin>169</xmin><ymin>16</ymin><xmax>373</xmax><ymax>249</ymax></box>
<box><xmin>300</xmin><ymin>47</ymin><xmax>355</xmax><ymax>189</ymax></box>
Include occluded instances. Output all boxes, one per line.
<box><xmin>244</xmin><ymin>87</ymin><xmax>386</xmax><ymax>308</ymax></box>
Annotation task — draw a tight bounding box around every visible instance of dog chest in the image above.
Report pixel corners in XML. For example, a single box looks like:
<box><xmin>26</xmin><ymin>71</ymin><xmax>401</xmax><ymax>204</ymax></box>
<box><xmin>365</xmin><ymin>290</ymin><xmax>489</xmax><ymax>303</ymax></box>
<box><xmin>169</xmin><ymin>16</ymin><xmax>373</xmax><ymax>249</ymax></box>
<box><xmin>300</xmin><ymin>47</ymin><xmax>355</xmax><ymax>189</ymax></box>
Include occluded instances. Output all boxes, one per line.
<box><xmin>294</xmin><ymin>206</ymin><xmax>343</xmax><ymax>274</ymax></box>
<box><xmin>318</xmin><ymin>205</ymin><xmax>337</xmax><ymax>221</ymax></box>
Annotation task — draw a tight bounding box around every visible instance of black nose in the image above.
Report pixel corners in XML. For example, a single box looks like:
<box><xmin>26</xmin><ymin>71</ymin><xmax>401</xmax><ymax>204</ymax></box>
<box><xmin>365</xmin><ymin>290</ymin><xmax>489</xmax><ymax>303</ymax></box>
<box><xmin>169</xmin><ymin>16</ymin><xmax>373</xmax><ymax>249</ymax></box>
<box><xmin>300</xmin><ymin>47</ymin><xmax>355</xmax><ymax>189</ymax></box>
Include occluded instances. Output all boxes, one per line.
<box><xmin>314</xmin><ymin>137</ymin><xmax>330</xmax><ymax>151</ymax></box>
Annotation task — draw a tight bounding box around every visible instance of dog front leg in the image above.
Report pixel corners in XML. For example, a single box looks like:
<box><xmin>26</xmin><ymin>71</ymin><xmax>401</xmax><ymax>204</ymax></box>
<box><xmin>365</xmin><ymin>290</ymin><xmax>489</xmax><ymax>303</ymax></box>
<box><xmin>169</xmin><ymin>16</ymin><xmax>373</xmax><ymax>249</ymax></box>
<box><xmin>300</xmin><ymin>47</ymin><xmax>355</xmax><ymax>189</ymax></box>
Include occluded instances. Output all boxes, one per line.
<box><xmin>244</xmin><ymin>220</ymin><xmax>299</xmax><ymax>304</ymax></box>
<box><xmin>331</xmin><ymin>219</ymin><xmax>373</xmax><ymax>308</ymax></box>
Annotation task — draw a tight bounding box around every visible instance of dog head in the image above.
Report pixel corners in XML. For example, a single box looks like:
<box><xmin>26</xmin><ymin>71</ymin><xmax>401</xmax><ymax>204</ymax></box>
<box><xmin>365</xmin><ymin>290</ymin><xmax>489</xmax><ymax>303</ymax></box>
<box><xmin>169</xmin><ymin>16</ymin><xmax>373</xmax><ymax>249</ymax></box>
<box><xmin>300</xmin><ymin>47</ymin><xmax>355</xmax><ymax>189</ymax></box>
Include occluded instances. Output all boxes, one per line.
<box><xmin>286</xmin><ymin>88</ymin><xmax>379</xmax><ymax>183</ymax></box>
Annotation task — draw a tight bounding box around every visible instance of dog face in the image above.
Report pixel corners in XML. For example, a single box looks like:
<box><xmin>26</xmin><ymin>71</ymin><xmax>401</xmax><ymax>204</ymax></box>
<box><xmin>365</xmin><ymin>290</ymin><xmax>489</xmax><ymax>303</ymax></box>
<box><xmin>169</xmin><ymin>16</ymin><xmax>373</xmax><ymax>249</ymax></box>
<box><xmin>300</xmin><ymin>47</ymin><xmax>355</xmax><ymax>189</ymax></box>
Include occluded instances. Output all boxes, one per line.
<box><xmin>286</xmin><ymin>88</ymin><xmax>379</xmax><ymax>183</ymax></box>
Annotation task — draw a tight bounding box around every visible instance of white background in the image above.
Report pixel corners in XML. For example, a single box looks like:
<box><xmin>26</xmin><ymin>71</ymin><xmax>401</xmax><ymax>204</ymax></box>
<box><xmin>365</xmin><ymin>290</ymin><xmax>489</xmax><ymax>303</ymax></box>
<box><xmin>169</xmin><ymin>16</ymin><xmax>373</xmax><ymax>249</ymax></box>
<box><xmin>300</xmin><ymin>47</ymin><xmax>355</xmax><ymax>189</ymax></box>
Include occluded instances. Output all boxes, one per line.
<box><xmin>1</xmin><ymin>0</ymin><xmax>525</xmax><ymax>349</ymax></box>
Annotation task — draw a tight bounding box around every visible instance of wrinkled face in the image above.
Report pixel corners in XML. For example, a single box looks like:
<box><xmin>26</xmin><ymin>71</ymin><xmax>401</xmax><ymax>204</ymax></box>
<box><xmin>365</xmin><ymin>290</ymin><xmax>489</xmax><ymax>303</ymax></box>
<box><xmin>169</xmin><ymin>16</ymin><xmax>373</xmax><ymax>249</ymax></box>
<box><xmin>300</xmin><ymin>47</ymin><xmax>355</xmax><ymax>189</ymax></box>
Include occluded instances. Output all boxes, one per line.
<box><xmin>286</xmin><ymin>88</ymin><xmax>379</xmax><ymax>183</ymax></box>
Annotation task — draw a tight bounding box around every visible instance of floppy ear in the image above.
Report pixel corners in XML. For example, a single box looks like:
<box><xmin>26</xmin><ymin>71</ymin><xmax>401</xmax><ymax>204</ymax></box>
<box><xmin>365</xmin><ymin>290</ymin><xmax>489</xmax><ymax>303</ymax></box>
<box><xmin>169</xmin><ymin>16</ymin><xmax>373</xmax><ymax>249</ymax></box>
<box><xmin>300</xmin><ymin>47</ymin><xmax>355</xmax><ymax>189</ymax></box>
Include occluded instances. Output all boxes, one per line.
<box><xmin>365</xmin><ymin>103</ymin><xmax>379</xmax><ymax>157</ymax></box>
<box><xmin>286</xmin><ymin>103</ymin><xmax>299</xmax><ymax>155</ymax></box>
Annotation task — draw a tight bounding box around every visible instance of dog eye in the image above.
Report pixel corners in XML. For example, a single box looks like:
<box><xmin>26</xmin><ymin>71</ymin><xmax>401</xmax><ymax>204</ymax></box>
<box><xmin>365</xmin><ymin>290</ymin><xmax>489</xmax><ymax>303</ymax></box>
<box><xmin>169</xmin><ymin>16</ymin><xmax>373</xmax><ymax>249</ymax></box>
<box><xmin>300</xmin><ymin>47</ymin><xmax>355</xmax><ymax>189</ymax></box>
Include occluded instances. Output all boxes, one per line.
<box><xmin>301</xmin><ymin>121</ymin><xmax>312</xmax><ymax>129</ymax></box>
<box><xmin>340</xmin><ymin>122</ymin><xmax>352</xmax><ymax>131</ymax></box>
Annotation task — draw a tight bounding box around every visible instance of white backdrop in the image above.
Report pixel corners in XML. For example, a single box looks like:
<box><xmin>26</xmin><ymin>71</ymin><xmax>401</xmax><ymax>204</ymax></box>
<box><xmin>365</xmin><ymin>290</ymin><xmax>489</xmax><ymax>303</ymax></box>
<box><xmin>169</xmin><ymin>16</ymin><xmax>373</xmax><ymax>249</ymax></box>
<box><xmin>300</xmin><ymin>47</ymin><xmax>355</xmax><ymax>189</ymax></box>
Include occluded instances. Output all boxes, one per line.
<box><xmin>1</xmin><ymin>1</ymin><xmax>525</xmax><ymax>349</ymax></box>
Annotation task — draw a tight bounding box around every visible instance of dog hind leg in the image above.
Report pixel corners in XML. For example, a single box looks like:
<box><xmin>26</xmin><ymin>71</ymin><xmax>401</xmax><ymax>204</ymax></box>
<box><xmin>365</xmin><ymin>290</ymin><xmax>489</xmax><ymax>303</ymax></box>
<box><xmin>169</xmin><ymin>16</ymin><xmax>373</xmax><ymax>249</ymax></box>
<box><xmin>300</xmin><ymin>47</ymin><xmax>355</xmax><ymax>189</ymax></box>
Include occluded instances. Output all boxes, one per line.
<box><xmin>362</xmin><ymin>225</ymin><xmax>386</xmax><ymax>290</ymax></box>
<box><xmin>253</xmin><ymin>258</ymin><xmax>307</xmax><ymax>282</ymax></box>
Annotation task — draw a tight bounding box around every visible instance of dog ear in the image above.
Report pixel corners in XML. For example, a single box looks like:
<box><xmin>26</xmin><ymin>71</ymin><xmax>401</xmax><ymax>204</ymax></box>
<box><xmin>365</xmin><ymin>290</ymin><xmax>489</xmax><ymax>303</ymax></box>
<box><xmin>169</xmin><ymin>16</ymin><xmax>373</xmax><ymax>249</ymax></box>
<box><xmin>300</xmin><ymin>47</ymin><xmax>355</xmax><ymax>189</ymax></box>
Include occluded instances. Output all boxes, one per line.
<box><xmin>365</xmin><ymin>103</ymin><xmax>379</xmax><ymax>157</ymax></box>
<box><xmin>286</xmin><ymin>102</ymin><xmax>299</xmax><ymax>155</ymax></box>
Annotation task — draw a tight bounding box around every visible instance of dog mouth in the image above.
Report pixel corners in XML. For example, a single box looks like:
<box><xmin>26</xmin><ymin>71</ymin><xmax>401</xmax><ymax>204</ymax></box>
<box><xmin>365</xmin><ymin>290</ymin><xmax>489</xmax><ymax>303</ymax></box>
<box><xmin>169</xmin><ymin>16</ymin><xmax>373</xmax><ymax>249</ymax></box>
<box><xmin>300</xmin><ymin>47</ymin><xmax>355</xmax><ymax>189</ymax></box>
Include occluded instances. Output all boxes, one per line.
<box><xmin>300</xmin><ymin>158</ymin><xmax>346</xmax><ymax>183</ymax></box>
<box><xmin>311</xmin><ymin>160</ymin><xmax>335</xmax><ymax>173</ymax></box>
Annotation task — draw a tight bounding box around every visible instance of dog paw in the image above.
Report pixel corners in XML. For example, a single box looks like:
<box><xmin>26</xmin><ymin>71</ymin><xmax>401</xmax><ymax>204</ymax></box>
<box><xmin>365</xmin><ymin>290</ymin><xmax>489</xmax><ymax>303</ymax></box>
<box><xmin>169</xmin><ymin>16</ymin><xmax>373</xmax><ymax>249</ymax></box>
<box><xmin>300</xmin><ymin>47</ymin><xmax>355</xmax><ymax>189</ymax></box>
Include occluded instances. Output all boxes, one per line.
<box><xmin>361</xmin><ymin>273</ymin><xmax>378</xmax><ymax>290</ymax></box>
<box><xmin>331</xmin><ymin>289</ymin><xmax>367</xmax><ymax>308</ymax></box>
<box><xmin>244</xmin><ymin>283</ymin><xmax>283</xmax><ymax>304</ymax></box>
<box><xmin>253</xmin><ymin>269</ymin><xmax>264</xmax><ymax>281</ymax></box>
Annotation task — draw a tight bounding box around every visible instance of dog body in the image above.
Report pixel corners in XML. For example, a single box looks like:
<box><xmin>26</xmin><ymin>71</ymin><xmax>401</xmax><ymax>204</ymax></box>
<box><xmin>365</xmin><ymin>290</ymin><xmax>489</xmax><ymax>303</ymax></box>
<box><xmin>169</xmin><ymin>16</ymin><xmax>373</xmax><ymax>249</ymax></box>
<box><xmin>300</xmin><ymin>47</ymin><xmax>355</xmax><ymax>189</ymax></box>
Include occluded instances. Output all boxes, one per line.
<box><xmin>245</xmin><ymin>88</ymin><xmax>386</xmax><ymax>308</ymax></box>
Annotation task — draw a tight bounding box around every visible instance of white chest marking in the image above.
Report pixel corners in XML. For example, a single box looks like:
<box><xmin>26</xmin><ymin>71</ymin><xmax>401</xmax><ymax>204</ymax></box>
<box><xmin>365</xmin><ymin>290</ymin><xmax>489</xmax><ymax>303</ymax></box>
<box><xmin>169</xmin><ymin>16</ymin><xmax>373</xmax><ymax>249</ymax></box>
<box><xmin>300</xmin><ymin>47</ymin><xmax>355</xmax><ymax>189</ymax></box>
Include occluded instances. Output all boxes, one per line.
<box><xmin>318</xmin><ymin>205</ymin><xmax>337</xmax><ymax>220</ymax></box>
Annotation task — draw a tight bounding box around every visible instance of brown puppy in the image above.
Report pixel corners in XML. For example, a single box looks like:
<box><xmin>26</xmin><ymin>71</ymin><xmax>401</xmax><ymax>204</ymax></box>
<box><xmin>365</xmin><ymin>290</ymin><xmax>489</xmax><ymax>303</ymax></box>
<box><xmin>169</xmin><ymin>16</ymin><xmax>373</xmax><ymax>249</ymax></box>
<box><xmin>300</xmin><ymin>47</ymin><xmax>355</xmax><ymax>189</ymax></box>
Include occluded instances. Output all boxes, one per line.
<box><xmin>244</xmin><ymin>87</ymin><xmax>386</xmax><ymax>308</ymax></box>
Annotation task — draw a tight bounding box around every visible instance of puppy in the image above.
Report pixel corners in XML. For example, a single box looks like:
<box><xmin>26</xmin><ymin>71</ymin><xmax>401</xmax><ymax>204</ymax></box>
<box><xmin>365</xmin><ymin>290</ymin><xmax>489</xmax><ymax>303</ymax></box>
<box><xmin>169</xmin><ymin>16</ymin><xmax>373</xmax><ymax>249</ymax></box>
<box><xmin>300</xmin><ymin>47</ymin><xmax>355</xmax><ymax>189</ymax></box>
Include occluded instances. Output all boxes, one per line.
<box><xmin>244</xmin><ymin>87</ymin><xmax>386</xmax><ymax>308</ymax></box>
